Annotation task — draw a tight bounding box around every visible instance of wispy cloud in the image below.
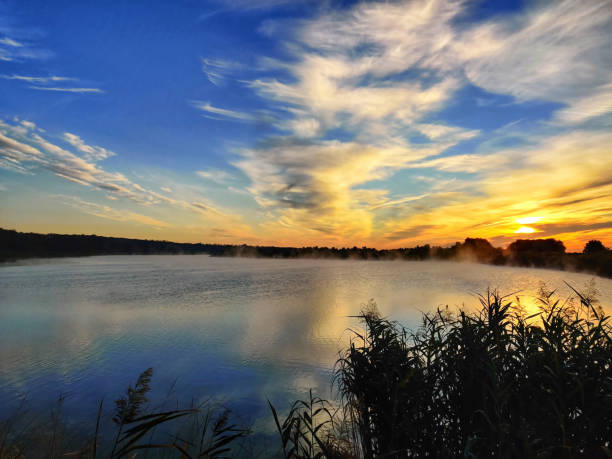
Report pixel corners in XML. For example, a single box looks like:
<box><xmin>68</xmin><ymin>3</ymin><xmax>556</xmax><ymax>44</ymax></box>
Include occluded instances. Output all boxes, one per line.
<box><xmin>407</xmin><ymin>153</ymin><xmax>509</xmax><ymax>174</ymax></box>
<box><xmin>370</xmin><ymin>194</ymin><xmax>429</xmax><ymax>211</ymax></box>
<box><xmin>0</xmin><ymin>119</ymin><xmax>231</xmax><ymax>222</ymax></box>
<box><xmin>452</xmin><ymin>1</ymin><xmax>612</xmax><ymax>125</ymax></box>
<box><xmin>201</xmin><ymin>58</ymin><xmax>242</xmax><ymax>86</ymax></box>
<box><xmin>196</xmin><ymin>169</ymin><xmax>234</xmax><ymax>183</ymax></box>
<box><xmin>29</xmin><ymin>86</ymin><xmax>103</xmax><ymax>93</ymax></box>
<box><xmin>0</xmin><ymin>37</ymin><xmax>23</xmax><ymax>47</ymax></box>
<box><xmin>0</xmin><ymin>18</ymin><xmax>97</xmax><ymax>89</ymax></box>
<box><xmin>192</xmin><ymin>101</ymin><xmax>251</xmax><ymax>121</ymax></box>
<box><xmin>294</xmin><ymin>0</ymin><xmax>612</xmax><ymax>126</ymax></box>
<box><xmin>63</xmin><ymin>133</ymin><xmax>115</xmax><ymax>162</ymax></box>
<box><xmin>0</xmin><ymin>30</ymin><xmax>51</xmax><ymax>61</ymax></box>
<box><xmin>191</xmin><ymin>201</ymin><xmax>222</xmax><ymax>216</ymax></box>
<box><xmin>1</xmin><ymin>74</ymin><xmax>75</xmax><ymax>83</ymax></box>
<box><xmin>58</xmin><ymin>195</ymin><xmax>171</xmax><ymax>228</ymax></box>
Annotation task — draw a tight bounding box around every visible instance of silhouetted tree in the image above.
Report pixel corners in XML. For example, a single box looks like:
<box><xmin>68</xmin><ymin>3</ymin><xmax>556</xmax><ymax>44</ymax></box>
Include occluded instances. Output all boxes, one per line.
<box><xmin>459</xmin><ymin>237</ymin><xmax>505</xmax><ymax>264</ymax></box>
<box><xmin>583</xmin><ymin>240</ymin><xmax>608</xmax><ymax>254</ymax></box>
<box><xmin>506</xmin><ymin>239</ymin><xmax>566</xmax><ymax>269</ymax></box>
<box><xmin>508</xmin><ymin>238</ymin><xmax>566</xmax><ymax>254</ymax></box>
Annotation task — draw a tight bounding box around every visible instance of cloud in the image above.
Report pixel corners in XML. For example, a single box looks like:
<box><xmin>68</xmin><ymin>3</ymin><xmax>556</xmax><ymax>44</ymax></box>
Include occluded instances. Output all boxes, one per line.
<box><xmin>0</xmin><ymin>37</ymin><xmax>23</xmax><ymax>47</ymax></box>
<box><xmin>58</xmin><ymin>195</ymin><xmax>170</xmax><ymax>228</ymax></box>
<box><xmin>407</xmin><ymin>153</ymin><xmax>509</xmax><ymax>173</ymax></box>
<box><xmin>29</xmin><ymin>86</ymin><xmax>103</xmax><ymax>93</ymax></box>
<box><xmin>284</xmin><ymin>117</ymin><xmax>322</xmax><ymax>138</ymax></box>
<box><xmin>225</xmin><ymin>1</ymin><xmax>478</xmax><ymax>241</ymax></box>
<box><xmin>415</xmin><ymin>124</ymin><xmax>479</xmax><ymax>142</ymax></box>
<box><xmin>523</xmin><ymin>221</ymin><xmax>612</xmax><ymax>239</ymax></box>
<box><xmin>0</xmin><ymin>119</ymin><xmax>229</xmax><ymax>221</ymax></box>
<box><xmin>380</xmin><ymin>130</ymin><xmax>612</xmax><ymax>250</ymax></box>
<box><xmin>196</xmin><ymin>169</ymin><xmax>234</xmax><ymax>183</ymax></box>
<box><xmin>0</xmin><ymin>30</ymin><xmax>51</xmax><ymax>61</ymax></box>
<box><xmin>0</xmin><ymin>20</ymin><xmax>92</xmax><ymax>86</ymax></box>
<box><xmin>232</xmin><ymin>137</ymin><xmax>451</xmax><ymax>241</ymax></box>
<box><xmin>227</xmin><ymin>186</ymin><xmax>251</xmax><ymax>196</ymax></box>
<box><xmin>63</xmin><ymin>133</ymin><xmax>115</xmax><ymax>162</ymax></box>
<box><xmin>225</xmin><ymin>0</ymin><xmax>499</xmax><ymax>243</ymax></box>
<box><xmin>201</xmin><ymin>58</ymin><xmax>242</xmax><ymax>86</ymax></box>
<box><xmin>384</xmin><ymin>225</ymin><xmax>440</xmax><ymax>241</ymax></box>
<box><xmin>370</xmin><ymin>194</ymin><xmax>429</xmax><ymax>211</ymax></box>
<box><xmin>450</xmin><ymin>0</ymin><xmax>612</xmax><ymax>124</ymax></box>
<box><xmin>192</xmin><ymin>101</ymin><xmax>251</xmax><ymax>121</ymax></box>
<box><xmin>1</xmin><ymin>74</ymin><xmax>75</xmax><ymax>83</ymax></box>
<box><xmin>554</xmin><ymin>82</ymin><xmax>612</xmax><ymax>124</ymax></box>
<box><xmin>250</xmin><ymin>71</ymin><xmax>459</xmax><ymax>138</ymax></box>
<box><xmin>0</xmin><ymin>131</ymin><xmax>46</xmax><ymax>159</ymax></box>
<box><xmin>226</xmin><ymin>0</ymin><xmax>612</xmax><ymax>247</ymax></box>
<box><xmin>191</xmin><ymin>201</ymin><xmax>222</xmax><ymax>216</ymax></box>
<box><xmin>296</xmin><ymin>0</ymin><xmax>612</xmax><ymax>125</ymax></box>
<box><xmin>0</xmin><ymin>119</ymin><xmax>259</xmax><ymax>239</ymax></box>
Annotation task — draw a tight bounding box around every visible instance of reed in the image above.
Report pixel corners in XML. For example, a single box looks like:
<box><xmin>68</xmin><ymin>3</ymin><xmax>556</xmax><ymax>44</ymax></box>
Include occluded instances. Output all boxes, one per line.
<box><xmin>332</xmin><ymin>285</ymin><xmax>612</xmax><ymax>458</ymax></box>
<box><xmin>0</xmin><ymin>369</ymin><xmax>246</xmax><ymax>458</ymax></box>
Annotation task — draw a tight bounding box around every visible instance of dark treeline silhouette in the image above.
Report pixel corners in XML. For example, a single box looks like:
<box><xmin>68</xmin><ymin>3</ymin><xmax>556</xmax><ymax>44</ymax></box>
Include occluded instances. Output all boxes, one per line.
<box><xmin>1</xmin><ymin>228</ymin><xmax>611</xmax><ymax>278</ymax></box>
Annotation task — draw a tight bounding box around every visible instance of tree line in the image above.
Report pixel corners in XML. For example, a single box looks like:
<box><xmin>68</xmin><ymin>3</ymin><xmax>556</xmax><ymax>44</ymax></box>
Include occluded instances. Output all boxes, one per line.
<box><xmin>1</xmin><ymin>228</ymin><xmax>610</xmax><ymax>278</ymax></box>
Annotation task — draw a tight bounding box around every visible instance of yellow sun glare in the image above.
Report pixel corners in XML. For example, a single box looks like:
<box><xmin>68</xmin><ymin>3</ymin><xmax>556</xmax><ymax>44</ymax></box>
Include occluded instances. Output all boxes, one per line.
<box><xmin>515</xmin><ymin>226</ymin><xmax>536</xmax><ymax>234</ymax></box>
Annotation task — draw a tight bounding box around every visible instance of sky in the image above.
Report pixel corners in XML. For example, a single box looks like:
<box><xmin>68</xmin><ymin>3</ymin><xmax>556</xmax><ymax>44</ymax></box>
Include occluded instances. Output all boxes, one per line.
<box><xmin>0</xmin><ymin>0</ymin><xmax>611</xmax><ymax>251</ymax></box>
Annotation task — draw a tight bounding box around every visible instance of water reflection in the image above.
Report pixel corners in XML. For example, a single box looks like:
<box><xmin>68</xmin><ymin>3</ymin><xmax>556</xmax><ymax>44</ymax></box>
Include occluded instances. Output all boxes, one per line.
<box><xmin>1</xmin><ymin>256</ymin><xmax>610</xmax><ymax>429</ymax></box>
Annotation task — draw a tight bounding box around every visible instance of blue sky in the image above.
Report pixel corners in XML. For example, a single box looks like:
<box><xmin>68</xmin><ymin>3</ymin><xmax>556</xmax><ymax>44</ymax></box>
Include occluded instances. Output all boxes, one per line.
<box><xmin>1</xmin><ymin>0</ymin><xmax>611</xmax><ymax>250</ymax></box>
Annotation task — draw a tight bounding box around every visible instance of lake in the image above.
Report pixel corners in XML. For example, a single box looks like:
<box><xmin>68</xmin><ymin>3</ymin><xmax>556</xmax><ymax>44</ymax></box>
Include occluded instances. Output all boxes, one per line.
<box><xmin>1</xmin><ymin>255</ymin><xmax>611</xmax><ymax>440</ymax></box>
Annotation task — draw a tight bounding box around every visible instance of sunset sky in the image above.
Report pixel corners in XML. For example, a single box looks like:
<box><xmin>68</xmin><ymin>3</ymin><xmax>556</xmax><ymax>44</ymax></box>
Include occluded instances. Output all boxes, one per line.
<box><xmin>1</xmin><ymin>0</ymin><xmax>611</xmax><ymax>251</ymax></box>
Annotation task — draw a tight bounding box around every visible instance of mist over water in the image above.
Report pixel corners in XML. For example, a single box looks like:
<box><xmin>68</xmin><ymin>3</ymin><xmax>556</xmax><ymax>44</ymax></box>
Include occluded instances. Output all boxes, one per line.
<box><xmin>1</xmin><ymin>255</ymin><xmax>611</xmax><ymax>430</ymax></box>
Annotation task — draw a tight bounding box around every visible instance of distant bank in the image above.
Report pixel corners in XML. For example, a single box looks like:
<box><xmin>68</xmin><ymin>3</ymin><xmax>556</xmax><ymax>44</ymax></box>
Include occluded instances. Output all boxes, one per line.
<box><xmin>1</xmin><ymin>227</ymin><xmax>611</xmax><ymax>278</ymax></box>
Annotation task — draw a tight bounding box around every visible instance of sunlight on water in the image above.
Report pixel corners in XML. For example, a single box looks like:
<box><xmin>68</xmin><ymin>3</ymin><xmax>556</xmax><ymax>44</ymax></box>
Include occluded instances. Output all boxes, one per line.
<box><xmin>1</xmin><ymin>255</ymin><xmax>611</xmax><ymax>430</ymax></box>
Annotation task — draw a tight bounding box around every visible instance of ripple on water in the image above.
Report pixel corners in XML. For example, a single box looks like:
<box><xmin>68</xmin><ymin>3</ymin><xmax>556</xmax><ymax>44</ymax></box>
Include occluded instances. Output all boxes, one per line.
<box><xmin>0</xmin><ymin>255</ymin><xmax>610</xmax><ymax>423</ymax></box>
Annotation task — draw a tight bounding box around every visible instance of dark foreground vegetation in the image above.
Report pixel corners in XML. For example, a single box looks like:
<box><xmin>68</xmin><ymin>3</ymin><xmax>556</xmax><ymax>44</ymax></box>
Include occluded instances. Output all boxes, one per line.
<box><xmin>1</xmin><ymin>285</ymin><xmax>611</xmax><ymax>458</ymax></box>
<box><xmin>2</xmin><ymin>228</ymin><xmax>611</xmax><ymax>278</ymax></box>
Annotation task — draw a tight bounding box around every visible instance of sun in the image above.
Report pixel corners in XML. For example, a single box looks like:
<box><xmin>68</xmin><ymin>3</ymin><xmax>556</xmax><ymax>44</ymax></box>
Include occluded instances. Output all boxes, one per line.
<box><xmin>515</xmin><ymin>226</ymin><xmax>536</xmax><ymax>234</ymax></box>
<box><xmin>513</xmin><ymin>216</ymin><xmax>541</xmax><ymax>234</ymax></box>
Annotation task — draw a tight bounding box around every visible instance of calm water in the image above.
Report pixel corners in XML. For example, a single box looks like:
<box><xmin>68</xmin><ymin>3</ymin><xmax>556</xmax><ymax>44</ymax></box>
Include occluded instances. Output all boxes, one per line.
<box><xmin>1</xmin><ymin>255</ymin><xmax>611</xmax><ymax>432</ymax></box>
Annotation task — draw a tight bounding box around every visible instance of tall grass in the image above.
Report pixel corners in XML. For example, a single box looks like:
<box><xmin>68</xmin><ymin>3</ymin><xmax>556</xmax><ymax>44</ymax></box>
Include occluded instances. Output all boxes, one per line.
<box><xmin>0</xmin><ymin>368</ymin><xmax>247</xmax><ymax>458</ymax></box>
<box><xmin>331</xmin><ymin>285</ymin><xmax>612</xmax><ymax>458</ymax></box>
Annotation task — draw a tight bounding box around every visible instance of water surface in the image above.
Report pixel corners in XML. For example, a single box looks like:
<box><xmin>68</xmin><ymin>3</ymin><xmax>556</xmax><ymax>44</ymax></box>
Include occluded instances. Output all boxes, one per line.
<box><xmin>1</xmin><ymin>255</ymin><xmax>610</xmax><ymax>430</ymax></box>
